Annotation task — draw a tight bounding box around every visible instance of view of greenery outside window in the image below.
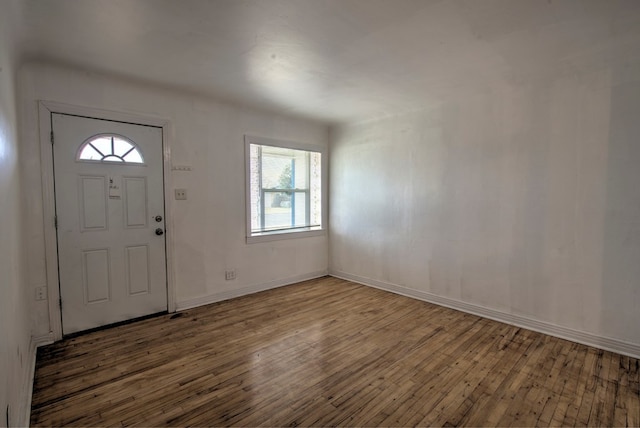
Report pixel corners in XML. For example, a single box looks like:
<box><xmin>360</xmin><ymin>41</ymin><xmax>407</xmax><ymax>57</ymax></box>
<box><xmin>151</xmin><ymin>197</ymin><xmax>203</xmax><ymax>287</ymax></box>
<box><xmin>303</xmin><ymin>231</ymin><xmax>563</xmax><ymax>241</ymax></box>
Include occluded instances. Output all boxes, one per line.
<box><xmin>246</xmin><ymin>138</ymin><xmax>322</xmax><ymax>240</ymax></box>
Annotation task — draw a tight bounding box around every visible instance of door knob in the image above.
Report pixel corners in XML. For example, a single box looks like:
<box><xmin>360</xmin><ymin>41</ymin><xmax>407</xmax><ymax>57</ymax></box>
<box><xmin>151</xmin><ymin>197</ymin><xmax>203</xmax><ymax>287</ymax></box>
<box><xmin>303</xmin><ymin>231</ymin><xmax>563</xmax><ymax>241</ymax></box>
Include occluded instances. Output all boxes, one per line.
<box><xmin>155</xmin><ymin>228</ymin><xmax>164</xmax><ymax>236</ymax></box>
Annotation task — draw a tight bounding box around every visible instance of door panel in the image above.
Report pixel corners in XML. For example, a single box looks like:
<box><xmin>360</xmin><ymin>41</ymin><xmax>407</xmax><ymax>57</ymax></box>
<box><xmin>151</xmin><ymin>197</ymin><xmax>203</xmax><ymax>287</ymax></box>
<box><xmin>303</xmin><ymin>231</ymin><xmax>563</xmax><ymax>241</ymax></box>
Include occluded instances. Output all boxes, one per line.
<box><xmin>79</xmin><ymin>175</ymin><xmax>108</xmax><ymax>231</ymax></box>
<box><xmin>126</xmin><ymin>245</ymin><xmax>150</xmax><ymax>295</ymax></box>
<box><xmin>123</xmin><ymin>177</ymin><xmax>148</xmax><ymax>228</ymax></box>
<box><xmin>52</xmin><ymin>113</ymin><xmax>167</xmax><ymax>335</ymax></box>
<box><xmin>82</xmin><ymin>249</ymin><xmax>111</xmax><ymax>304</ymax></box>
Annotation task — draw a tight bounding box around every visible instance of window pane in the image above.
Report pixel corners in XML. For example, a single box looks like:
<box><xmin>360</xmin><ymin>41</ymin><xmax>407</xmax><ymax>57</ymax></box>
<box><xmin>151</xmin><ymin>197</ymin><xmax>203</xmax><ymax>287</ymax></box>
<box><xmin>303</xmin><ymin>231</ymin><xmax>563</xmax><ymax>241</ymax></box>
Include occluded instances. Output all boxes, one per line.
<box><xmin>264</xmin><ymin>192</ymin><xmax>292</xmax><ymax>230</ymax></box>
<box><xmin>90</xmin><ymin>137</ymin><xmax>112</xmax><ymax>156</ymax></box>
<box><xmin>123</xmin><ymin>150</ymin><xmax>143</xmax><ymax>163</ymax></box>
<box><xmin>113</xmin><ymin>138</ymin><xmax>133</xmax><ymax>156</ymax></box>
<box><xmin>79</xmin><ymin>145</ymin><xmax>102</xmax><ymax>160</ymax></box>
<box><xmin>294</xmin><ymin>192</ymin><xmax>307</xmax><ymax>226</ymax></box>
<box><xmin>293</xmin><ymin>152</ymin><xmax>309</xmax><ymax>189</ymax></box>
<box><xmin>78</xmin><ymin>135</ymin><xmax>145</xmax><ymax>164</ymax></box>
<box><xmin>247</xmin><ymin>141</ymin><xmax>322</xmax><ymax>237</ymax></box>
<box><xmin>262</xmin><ymin>154</ymin><xmax>293</xmax><ymax>189</ymax></box>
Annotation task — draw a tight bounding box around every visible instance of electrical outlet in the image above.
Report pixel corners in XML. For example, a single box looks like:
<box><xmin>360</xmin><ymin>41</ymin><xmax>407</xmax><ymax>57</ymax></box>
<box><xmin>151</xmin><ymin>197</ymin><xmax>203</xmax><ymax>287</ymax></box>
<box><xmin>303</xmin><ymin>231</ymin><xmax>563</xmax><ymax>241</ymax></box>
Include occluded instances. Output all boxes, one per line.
<box><xmin>35</xmin><ymin>286</ymin><xmax>47</xmax><ymax>301</ymax></box>
<box><xmin>225</xmin><ymin>269</ymin><xmax>236</xmax><ymax>280</ymax></box>
<box><xmin>175</xmin><ymin>188</ymin><xmax>188</xmax><ymax>200</ymax></box>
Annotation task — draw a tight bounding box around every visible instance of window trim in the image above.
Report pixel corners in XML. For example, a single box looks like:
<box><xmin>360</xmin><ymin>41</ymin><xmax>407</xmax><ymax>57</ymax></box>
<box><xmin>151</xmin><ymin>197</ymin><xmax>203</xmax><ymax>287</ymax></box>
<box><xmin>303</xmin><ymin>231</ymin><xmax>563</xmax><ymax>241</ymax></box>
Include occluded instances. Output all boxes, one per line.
<box><xmin>244</xmin><ymin>135</ymin><xmax>327</xmax><ymax>244</ymax></box>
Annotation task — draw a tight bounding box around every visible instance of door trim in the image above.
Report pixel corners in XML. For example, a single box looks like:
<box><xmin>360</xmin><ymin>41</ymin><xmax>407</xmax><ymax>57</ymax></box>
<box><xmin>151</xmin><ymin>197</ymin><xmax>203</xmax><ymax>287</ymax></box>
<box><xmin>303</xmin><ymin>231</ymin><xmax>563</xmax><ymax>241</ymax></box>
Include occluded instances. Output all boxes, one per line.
<box><xmin>39</xmin><ymin>101</ymin><xmax>177</xmax><ymax>341</ymax></box>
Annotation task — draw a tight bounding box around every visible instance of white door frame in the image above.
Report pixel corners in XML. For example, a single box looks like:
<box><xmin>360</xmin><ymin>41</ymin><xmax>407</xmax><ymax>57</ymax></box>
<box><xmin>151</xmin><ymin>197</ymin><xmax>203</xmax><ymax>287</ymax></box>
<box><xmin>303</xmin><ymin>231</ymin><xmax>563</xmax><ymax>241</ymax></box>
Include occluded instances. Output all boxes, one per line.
<box><xmin>39</xmin><ymin>100</ymin><xmax>177</xmax><ymax>341</ymax></box>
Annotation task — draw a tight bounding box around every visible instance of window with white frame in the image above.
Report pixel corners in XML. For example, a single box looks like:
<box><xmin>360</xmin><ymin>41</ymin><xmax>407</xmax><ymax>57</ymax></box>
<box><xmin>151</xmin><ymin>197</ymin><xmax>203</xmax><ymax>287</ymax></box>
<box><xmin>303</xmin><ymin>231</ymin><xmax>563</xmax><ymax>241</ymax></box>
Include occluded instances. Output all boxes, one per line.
<box><xmin>77</xmin><ymin>134</ymin><xmax>145</xmax><ymax>164</ymax></box>
<box><xmin>245</xmin><ymin>136</ymin><xmax>324</xmax><ymax>241</ymax></box>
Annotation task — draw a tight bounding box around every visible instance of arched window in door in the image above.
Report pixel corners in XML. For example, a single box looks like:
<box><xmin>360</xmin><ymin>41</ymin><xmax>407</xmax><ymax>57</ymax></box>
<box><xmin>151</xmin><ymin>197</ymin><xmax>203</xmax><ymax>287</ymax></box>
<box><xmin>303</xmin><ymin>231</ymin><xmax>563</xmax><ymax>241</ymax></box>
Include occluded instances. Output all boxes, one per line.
<box><xmin>77</xmin><ymin>134</ymin><xmax>145</xmax><ymax>164</ymax></box>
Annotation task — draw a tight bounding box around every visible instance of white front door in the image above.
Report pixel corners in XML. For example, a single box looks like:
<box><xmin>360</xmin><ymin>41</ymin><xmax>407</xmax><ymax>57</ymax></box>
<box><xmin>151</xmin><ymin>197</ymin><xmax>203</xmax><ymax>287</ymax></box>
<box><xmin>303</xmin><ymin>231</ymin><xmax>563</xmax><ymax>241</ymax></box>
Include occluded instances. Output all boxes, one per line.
<box><xmin>52</xmin><ymin>113</ymin><xmax>167</xmax><ymax>335</ymax></box>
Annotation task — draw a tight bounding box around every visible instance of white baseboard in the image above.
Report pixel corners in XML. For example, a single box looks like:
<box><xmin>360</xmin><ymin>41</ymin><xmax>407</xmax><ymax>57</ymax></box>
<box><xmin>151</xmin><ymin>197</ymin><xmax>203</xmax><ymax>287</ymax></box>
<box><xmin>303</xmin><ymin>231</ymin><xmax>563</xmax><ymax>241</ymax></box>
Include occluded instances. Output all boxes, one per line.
<box><xmin>176</xmin><ymin>270</ymin><xmax>329</xmax><ymax>311</ymax></box>
<box><xmin>18</xmin><ymin>333</ymin><xmax>54</xmax><ymax>427</ymax></box>
<box><xmin>330</xmin><ymin>270</ymin><xmax>640</xmax><ymax>359</ymax></box>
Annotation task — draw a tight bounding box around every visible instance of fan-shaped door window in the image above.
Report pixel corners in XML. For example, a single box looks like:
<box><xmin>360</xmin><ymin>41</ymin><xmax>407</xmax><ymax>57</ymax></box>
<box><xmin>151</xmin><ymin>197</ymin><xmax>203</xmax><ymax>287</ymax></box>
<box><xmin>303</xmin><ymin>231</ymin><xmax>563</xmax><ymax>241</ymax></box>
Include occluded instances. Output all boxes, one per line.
<box><xmin>77</xmin><ymin>134</ymin><xmax>145</xmax><ymax>164</ymax></box>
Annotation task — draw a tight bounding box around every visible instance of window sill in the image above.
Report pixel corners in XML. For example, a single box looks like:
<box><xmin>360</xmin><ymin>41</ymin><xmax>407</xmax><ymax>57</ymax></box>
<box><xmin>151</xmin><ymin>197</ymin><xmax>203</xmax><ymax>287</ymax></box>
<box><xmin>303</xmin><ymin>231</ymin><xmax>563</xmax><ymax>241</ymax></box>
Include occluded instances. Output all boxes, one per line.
<box><xmin>246</xmin><ymin>227</ymin><xmax>325</xmax><ymax>244</ymax></box>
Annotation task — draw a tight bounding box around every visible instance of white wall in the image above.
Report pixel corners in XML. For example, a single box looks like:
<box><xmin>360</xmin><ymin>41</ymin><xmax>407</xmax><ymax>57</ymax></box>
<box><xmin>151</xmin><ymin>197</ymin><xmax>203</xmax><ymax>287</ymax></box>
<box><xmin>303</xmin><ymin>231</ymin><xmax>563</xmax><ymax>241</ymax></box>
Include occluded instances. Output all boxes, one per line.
<box><xmin>0</xmin><ymin>2</ymin><xmax>32</xmax><ymax>426</ymax></box>
<box><xmin>20</xmin><ymin>62</ymin><xmax>329</xmax><ymax>338</ymax></box>
<box><xmin>330</xmin><ymin>65</ymin><xmax>640</xmax><ymax>352</ymax></box>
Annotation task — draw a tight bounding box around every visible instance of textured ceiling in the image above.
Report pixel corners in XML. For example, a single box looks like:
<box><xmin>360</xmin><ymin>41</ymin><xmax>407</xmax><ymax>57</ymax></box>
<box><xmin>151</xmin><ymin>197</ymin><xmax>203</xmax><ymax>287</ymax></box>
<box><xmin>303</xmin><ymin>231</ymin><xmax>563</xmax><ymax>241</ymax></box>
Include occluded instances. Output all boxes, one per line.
<box><xmin>14</xmin><ymin>0</ymin><xmax>640</xmax><ymax>124</ymax></box>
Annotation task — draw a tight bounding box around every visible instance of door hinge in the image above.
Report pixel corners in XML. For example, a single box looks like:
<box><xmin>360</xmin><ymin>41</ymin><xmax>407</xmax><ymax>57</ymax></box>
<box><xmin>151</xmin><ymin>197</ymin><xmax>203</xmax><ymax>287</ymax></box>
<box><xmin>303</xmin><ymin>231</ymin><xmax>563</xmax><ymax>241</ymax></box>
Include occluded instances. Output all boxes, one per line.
<box><xmin>50</xmin><ymin>131</ymin><xmax>54</xmax><ymax>144</ymax></box>
<box><xmin>59</xmin><ymin>298</ymin><xmax>62</xmax><ymax>310</ymax></box>
<box><xmin>54</xmin><ymin>216</ymin><xmax>58</xmax><ymax>229</ymax></box>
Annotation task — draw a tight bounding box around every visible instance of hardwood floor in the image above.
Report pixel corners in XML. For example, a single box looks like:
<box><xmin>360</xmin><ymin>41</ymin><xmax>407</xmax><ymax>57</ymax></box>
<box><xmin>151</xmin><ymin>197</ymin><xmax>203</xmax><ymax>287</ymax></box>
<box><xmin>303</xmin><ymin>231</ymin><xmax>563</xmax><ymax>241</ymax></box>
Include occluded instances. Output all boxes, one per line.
<box><xmin>31</xmin><ymin>276</ymin><xmax>639</xmax><ymax>427</ymax></box>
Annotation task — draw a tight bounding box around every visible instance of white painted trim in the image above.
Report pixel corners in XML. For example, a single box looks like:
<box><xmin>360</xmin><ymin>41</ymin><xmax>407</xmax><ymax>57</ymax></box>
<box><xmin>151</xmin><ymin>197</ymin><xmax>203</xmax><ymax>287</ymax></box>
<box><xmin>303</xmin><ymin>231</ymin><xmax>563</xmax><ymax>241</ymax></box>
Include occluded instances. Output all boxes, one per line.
<box><xmin>176</xmin><ymin>270</ymin><xmax>329</xmax><ymax>311</ymax></box>
<box><xmin>161</xmin><ymin>120</ymin><xmax>178</xmax><ymax>315</ymax></box>
<box><xmin>31</xmin><ymin>333</ymin><xmax>55</xmax><ymax>348</ymax></box>
<box><xmin>38</xmin><ymin>103</ymin><xmax>63</xmax><ymax>340</ymax></box>
<box><xmin>18</xmin><ymin>333</ymin><xmax>54</xmax><ymax>428</ymax></box>
<box><xmin>246</xmin><ymin>228</ymin><xmax>326</xmax><ymax>244</ymax></box>
<box><xmin>330</xmin><ymin>270</ymin><xmax>640</xmax><ymax>359</ymax></box>
<box><xmin>38</xmin><ymin>100</ymin><xmax>177</xmax><ymax>341</ymax></box>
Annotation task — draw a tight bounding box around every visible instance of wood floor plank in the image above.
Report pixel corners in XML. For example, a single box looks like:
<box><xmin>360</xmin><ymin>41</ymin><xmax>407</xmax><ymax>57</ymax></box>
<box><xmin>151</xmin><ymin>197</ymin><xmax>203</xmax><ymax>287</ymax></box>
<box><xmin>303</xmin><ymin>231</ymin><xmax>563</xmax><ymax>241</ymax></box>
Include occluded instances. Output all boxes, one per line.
<box><xmin>30</xmin><ymin>276</ymin><xmax>640</xmax><ymax>427</ymax></box>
